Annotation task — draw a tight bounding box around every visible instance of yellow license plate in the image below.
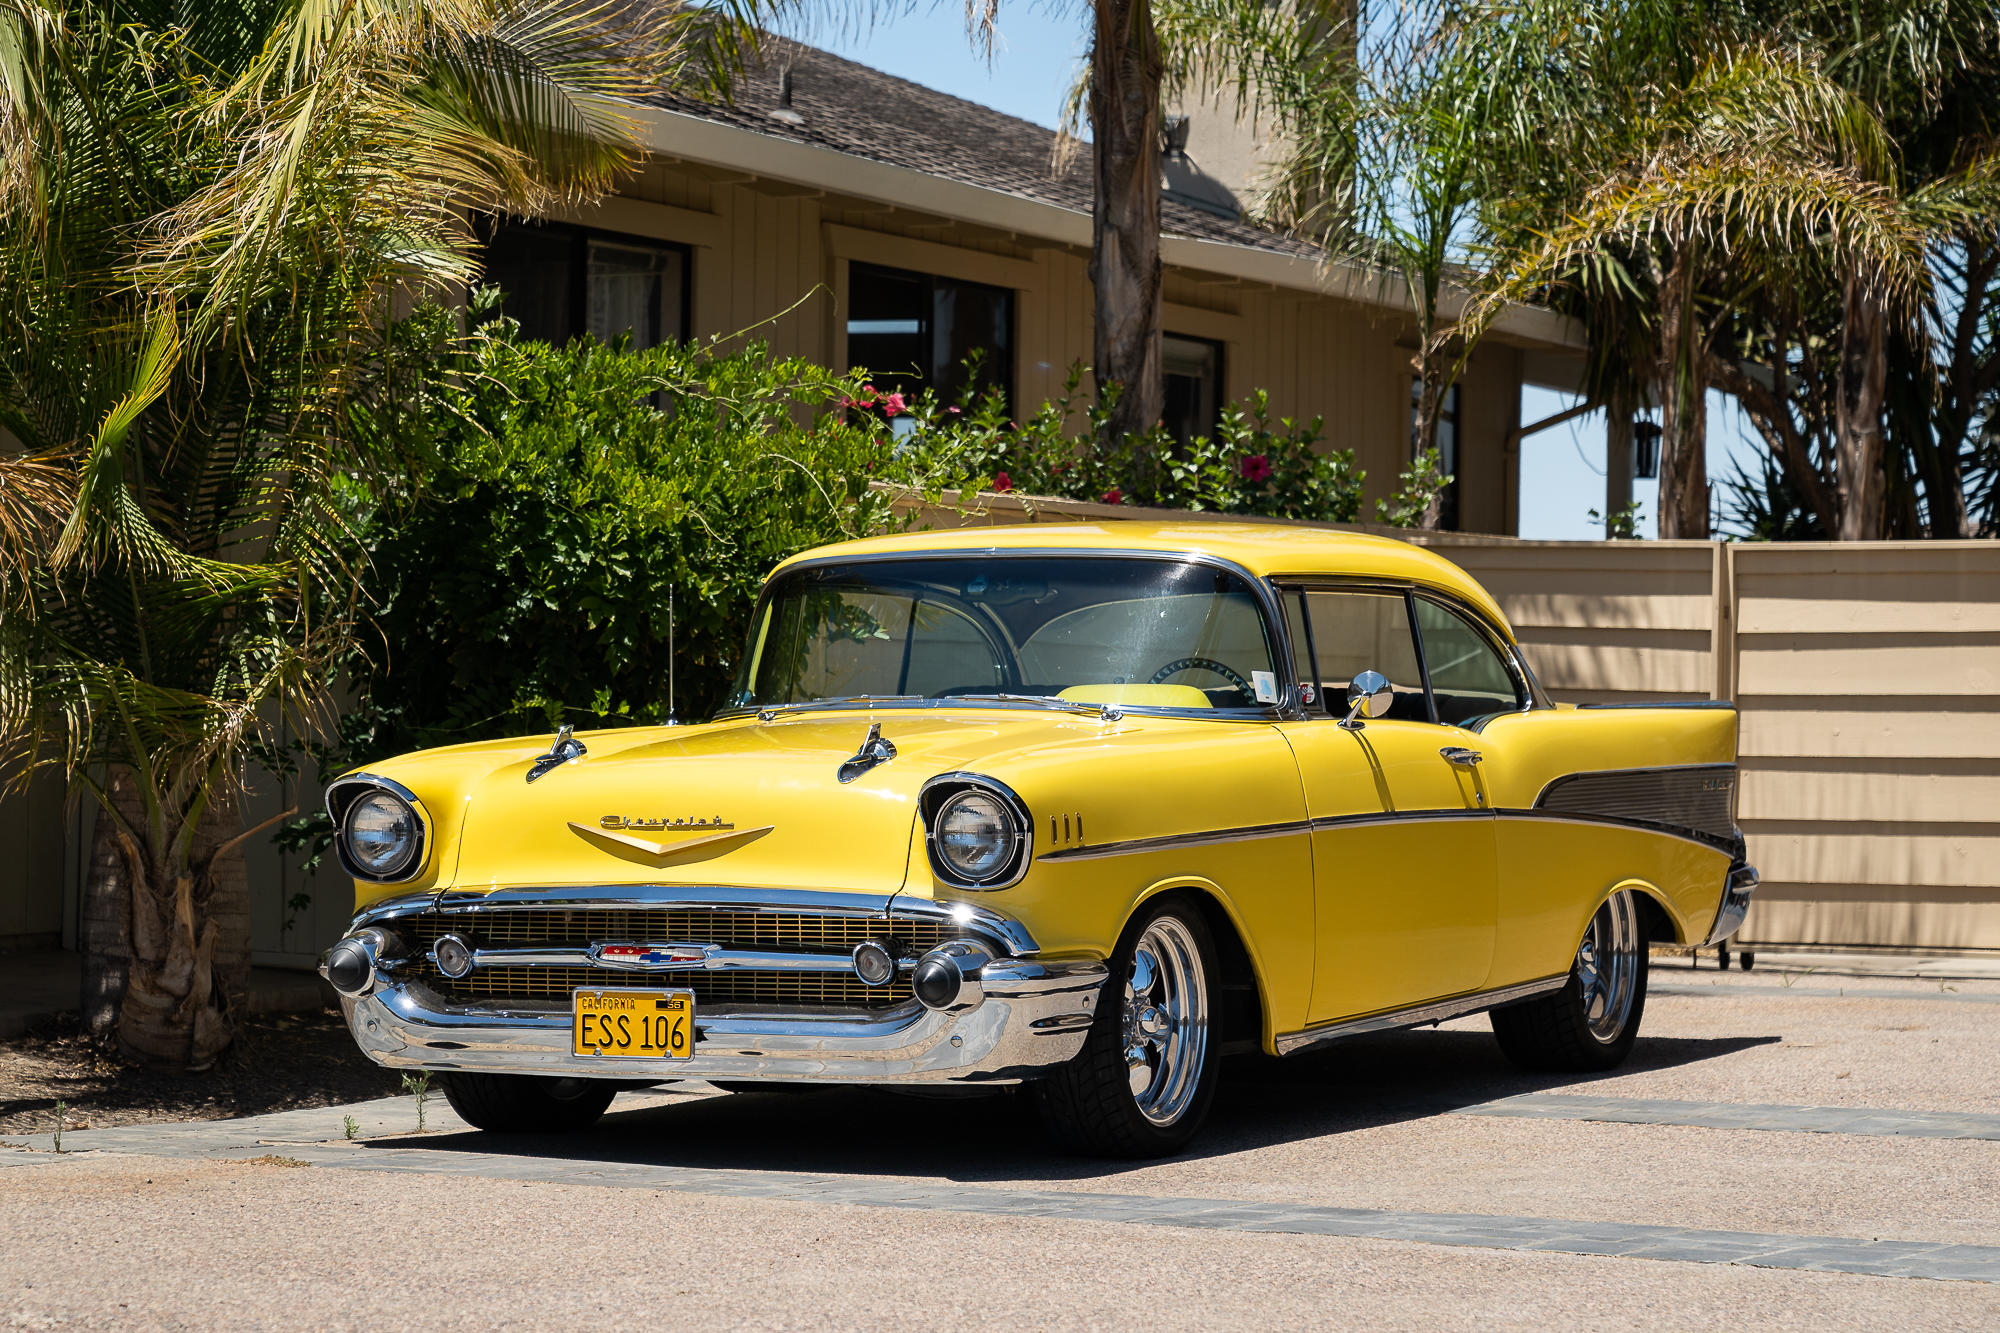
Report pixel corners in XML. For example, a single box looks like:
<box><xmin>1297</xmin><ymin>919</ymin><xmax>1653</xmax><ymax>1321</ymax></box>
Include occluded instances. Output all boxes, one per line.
<box><xmin>571</xmin><ymin>989</ymin><xmax>694</xmax><ymax>1060</ymax></box>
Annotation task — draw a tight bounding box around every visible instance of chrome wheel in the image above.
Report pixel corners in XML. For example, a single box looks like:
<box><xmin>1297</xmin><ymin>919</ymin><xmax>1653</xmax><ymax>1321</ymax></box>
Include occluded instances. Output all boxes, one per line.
<box><xmin>1576</xmin><ymin>890</ymin><xmax>1642</xmax><ymax>1043</ymax></box>
<box><xmin>1121</xmin><ymin>916</ymin><xmax>1210</xmax><ymax>1126</ymax></box>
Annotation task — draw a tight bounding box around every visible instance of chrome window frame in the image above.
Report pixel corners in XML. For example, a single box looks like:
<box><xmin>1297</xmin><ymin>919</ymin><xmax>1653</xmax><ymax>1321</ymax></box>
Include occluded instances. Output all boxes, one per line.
<box><xmin>718</xmin><ymin>548</ymin><xmax>1303</xmax><ymax>724</ymax></box>
<box><xmin>1269</xmin><ymin>575</ymin><xmax>1539</xmax><ymax>730</ymax></box>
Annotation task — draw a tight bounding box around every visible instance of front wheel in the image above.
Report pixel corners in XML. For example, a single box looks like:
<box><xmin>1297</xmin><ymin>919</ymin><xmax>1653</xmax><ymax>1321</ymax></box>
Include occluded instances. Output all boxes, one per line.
<box><xmin>1034</xmin><ymin>896</ymin><xmax>1221</xmax><ymax>1157</ymax></box>
<box><xmin>1490</xmin><ymin>888</ymin><xmax>1649</xmax><ymax>1071</ymax></box>
<box><xmin>440</xmin><ymin>1072</ymin><xmax>618</xmax><ymax>1132</ymax></box>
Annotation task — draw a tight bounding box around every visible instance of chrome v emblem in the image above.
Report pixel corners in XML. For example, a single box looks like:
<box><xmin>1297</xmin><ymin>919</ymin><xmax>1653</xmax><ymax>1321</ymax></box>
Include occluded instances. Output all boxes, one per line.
<box><xmin>568</xmin><ymin>821</ymin><xmax>775</xmax><ymax>860</ymax></box>
<box><xmin>527</xmin><ymin>725</ymin><xmax>587</xmax><ymax>783</ymax></box>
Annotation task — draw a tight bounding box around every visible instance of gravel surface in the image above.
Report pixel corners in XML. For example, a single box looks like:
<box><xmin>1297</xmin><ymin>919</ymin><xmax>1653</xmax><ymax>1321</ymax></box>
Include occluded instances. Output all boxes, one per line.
<box><xmin>0</xmin><ymin>1010</ymin><xmax>400</xmax><ymax>1136</ymax></box>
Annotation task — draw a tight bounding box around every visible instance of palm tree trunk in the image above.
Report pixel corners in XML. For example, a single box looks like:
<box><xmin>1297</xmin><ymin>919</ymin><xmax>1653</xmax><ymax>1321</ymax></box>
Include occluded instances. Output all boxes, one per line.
<box><xmin>79</xmin><ymin>767</ymin><xmax>142</xmax><ymax>1035</ymax></box>
<box><xmin>1655</xmin><ymin>249</ymin><xmax>1710</xmax><ymax>539</ymax></box>
<box><xmin>1412</xmin><ymin>362</ymin><xmax>1445</xmax><ymax>530</ymax></box>
<box><xmin>1835</xmin><ymin>273</ymin><xmax>1887</xmax><ymax>541</ymax></box>
<box><xmin>96</xmin><ymin>781</ymin><xmax>253</xmax><ymax>1069</ymax></box>
<box><xmin>1089</xmin><ymin>0</ymin><xmax>1165</xmax><ymax>458</ymax></box>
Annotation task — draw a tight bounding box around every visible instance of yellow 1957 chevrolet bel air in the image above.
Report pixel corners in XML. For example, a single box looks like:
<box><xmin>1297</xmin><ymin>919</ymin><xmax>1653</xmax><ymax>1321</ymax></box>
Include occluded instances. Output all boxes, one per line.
<box><xmin>320</xmin><ymin>522</ymin><xmax>1755</xmax><ymax>1156</ymax></box>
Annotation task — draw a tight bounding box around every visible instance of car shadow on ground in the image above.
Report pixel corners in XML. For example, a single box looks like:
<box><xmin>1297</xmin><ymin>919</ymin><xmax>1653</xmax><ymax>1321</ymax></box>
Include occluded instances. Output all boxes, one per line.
<box><xmin>360</xmin><ymin>1027</ymin><xmax>1779</xmax><ymax>1185</ymax></box>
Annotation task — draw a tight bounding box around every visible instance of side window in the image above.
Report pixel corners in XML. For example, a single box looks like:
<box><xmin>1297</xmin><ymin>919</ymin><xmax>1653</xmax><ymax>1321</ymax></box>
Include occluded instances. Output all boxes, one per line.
<box><xmin>1414</xmin><ymin>599</ymin><xmax>1522</xmax><ymax>727</ymax></box>
<box><xmin>1300</xmin><ymin>591</ymin><xmax>1428</xmax><ymax>722</ymax></box>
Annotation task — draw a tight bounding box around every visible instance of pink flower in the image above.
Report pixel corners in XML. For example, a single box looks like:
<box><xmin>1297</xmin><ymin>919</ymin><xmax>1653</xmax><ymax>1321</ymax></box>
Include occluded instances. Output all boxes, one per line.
<box><xmin>882</xmin><ymin>392</ymin><xmax>907</xmax><ymax>418</ymax></box>
<box><xmin>1102</xmin><ymin>487</ymin><xmax>1123</xmax><ymax>505</ymax></box>
<box><xmin>947</xmin><ymin>405</ymin><xmax>961</xmax><ymax>415</ymax></box>
<box><xmin>1239</xmin><ymin>453</ymin><xmax>1273</xmax><ymax>483</ymax></box>
<box><xmin>993</xmin><ymin>471</ymin><xmax>1013</xmax><ymax>493</ymax></box>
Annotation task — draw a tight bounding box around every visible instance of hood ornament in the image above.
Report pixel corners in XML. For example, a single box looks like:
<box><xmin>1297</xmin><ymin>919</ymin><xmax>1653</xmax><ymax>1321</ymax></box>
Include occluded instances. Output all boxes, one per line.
<box><xmin>837</xmin><ymin>722</ymin><xmax>897</xmax><ymax>783</ymax></box>
<box><xmin>527</xmin><ymin>725</ymin><xmax>587</xmax><ymax>783</ymax></box>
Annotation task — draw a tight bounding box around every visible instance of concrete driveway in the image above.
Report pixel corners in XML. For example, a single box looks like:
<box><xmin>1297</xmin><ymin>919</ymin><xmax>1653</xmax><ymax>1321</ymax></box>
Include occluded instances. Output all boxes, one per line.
<box><xmin>4</xmin><ymin>965</ymin><xmax>1997</xmax><ymax>1329</ymax></box>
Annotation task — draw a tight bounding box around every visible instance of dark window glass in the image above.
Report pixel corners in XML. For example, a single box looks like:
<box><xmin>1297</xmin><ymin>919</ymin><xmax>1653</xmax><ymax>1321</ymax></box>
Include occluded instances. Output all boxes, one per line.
<box><xmin>1413</xmin><ymin>599</ymin><xmax>1521</xmax><ymax>726</ymax></box>
<box><xmin>484</xmin><ymin>223</ymin><xmax>576</xmax><ymax>345</ymax></box>
<box><xmin>1409</xmin><ymin>378</ymin><xmax>1462</xmax><ymax>530</ymax></box>
<box><xmin>847</xmin><ymin>261</ymin><xmax>1013</xmax><ymax>410</ymax></box>
<box><xmin>482</xmin><ymin>221</ymin><xmax>688</xmax><ymax>347</ymax></box>
<box><xmin>1163</xmin><ymin>334</ymin><xmax>1223</xmax><ymax>443</ymax></box>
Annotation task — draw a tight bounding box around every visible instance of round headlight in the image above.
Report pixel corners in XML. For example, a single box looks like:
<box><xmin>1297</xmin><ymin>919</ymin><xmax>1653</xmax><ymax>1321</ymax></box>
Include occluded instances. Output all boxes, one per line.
<box><xmin>935</xmin><ymin>790</ymin><xmax>1017</xmax><ymax>882</ymax></box>
<box><xmin>343</xmin><ymin>791</ymin><xmax>420</xmax><ymax>878</ymax></box>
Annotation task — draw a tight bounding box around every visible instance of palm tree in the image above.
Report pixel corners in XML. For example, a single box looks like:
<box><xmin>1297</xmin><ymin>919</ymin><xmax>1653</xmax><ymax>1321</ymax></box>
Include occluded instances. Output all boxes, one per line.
<box><xmin>0</xmin><ymin>0</ymin><xmax>758</xmax><ymax>1068</ymax></box>
<box><xmin>965</xmin><ymin>0</ymin><xmax>1338</xmax><ymax>446</ymax></box>
<box><xmin>1412</xmin><ymin>0</ymin><xmax>1996</xmax><ymax>539</ymax></box>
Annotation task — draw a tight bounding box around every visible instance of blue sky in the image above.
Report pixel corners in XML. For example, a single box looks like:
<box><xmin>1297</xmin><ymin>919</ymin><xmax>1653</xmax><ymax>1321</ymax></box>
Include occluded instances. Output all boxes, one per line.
<box><xmin>809</xmin><ymin>6</ymin><xmax>1765</xmax><ymax>540</ymax></box>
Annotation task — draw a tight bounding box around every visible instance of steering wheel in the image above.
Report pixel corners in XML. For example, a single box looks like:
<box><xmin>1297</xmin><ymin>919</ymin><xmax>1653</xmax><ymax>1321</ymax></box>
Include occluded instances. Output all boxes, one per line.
<box><xmin>1149</xmin><ymin>657</ymin><xmax>1252</xmax><ymax>693</ymax></box>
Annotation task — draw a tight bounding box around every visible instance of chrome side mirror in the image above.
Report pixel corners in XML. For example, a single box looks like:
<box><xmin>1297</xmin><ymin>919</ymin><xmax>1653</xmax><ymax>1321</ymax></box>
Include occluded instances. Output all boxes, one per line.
<box><xmin>1340</xmin><ymin>670</ymin><xmax>1394</xmax><ymax>730</ymax></box>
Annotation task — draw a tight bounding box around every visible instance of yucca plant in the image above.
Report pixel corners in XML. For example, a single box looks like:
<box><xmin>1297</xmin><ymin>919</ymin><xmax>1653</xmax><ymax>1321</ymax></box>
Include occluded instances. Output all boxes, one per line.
<box><xmin>0</xmin><ymin>0</ymin><xmax>766</xmax><ymax>1068</ymax></box>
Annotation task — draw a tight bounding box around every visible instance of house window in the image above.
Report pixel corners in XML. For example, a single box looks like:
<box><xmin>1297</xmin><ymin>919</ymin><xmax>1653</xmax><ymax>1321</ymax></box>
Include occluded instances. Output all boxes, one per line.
<box><xmin>846</xmin><ymin>261</ymin><xmax>1014</xmax><ymax>410</ymax></box>
<box><xmin>1410</xmin><ymin>377</ymin><xmax>1462</xmax><ymax>530</ymax></box>
<box><xmin>482</xmin><ymin>220</ymin><xmax>690</xmax><ymax>348</ymax></box>
<box><xmin>1163</xmin><ymin>334</ymin><xmax>1224</xmax><ymax>443</ymax></box>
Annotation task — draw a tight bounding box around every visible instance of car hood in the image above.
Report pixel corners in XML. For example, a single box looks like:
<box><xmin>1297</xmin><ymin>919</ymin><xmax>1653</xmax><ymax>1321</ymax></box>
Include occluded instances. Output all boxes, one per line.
<box><xmin>402</xmin><ymin>709</ymin><xmax>1187</xmax><ymax>896</ymax></box>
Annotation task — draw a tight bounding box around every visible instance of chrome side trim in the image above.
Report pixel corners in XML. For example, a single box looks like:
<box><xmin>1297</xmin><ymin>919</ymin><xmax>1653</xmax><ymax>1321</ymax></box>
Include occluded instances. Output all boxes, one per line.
<box><xmin>1576</xmin><ymin>700</ymin><xmax>1736</xmax><ymax>710</ymax></box>
<box><xmin>338</xmin><ymin>956</ymin><xmax>1108</xmax><ymax>1084</ymax></box>
<box><xmin>1701</xmin><ymin>861</ymin><xmax>1759</xmax><ymax>947</ymax></box>
<box><xmin>1036</xmin><ymin>804</ymin><xmax>1740</xmax><ymax>866</ymax></box>
<box><xmin>1274</xmin><ymin>974</ymin><xmax>1569</xmax><ymax>1056</ymax></box>
<box><xmin>1310</xmin><ymin>809</ymin><xmax>1490</xmax><ymax>833</ymax></box>
<box><xmin>1037</xmin><ymin>819</ymin><xmax>1312</xmax><ymax>862</ymax></box>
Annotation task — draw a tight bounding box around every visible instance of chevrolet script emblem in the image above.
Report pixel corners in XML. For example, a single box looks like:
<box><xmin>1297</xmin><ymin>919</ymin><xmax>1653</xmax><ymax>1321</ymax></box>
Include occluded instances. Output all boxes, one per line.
<box><xmin>600</xmin><ymin>815</ymin><xmax>733</xmax><ymax>831</ymax></box>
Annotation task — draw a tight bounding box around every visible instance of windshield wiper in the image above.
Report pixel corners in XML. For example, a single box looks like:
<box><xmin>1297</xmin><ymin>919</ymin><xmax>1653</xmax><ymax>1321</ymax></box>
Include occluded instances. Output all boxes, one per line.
<box><xmin>958</xmin><ymin>693</ymin><xmax>1120</xmax><ymax>719</ymax></box>
<box><xmin>753</xmin><ymin>695</ymin><xmax>925</xmax><ymax>720</ymax></box>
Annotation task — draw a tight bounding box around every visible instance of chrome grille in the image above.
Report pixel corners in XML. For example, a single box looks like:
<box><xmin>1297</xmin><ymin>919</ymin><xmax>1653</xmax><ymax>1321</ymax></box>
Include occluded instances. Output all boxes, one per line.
<box><xmin>396</xmin><ymin>908</ymin><xmax>951</xmax><ymax>954</ymax></box>
<box><xmin>391</xmin><ymin>906</ymin><xmax>952</xmax><ymax>1010</ymax></box>
<box><xmin>427</xmin><ymin>965</ymin><xmax>905</xmax><ymax>1008</ymax></box>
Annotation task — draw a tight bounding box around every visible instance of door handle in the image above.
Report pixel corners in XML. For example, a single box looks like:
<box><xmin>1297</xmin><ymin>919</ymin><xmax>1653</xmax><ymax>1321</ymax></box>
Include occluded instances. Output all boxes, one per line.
<box><xmin>1439</xmin><ymin>746</ymin><xmax>1483</xmax><ymax>766</ymax></box>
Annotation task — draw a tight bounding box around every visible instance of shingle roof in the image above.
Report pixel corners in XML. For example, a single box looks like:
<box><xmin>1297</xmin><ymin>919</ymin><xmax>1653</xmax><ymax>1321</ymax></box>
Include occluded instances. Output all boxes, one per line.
<box><xmin>651</xmin><ymin>37</ymin><xmax>1321</xmax><ymax>260</ymax></box>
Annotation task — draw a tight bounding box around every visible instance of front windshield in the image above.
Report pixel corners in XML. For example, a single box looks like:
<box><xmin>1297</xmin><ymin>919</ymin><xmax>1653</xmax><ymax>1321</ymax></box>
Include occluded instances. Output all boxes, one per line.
<box><xmin>727</xmin><ymin>556</ymin><xmax>1282</xmax><ymax>713</ymax></box>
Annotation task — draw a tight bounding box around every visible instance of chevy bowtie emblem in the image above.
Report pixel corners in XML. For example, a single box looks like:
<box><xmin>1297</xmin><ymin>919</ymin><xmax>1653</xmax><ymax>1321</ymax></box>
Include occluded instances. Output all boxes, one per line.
<box><xmin>590</xmin><ymin>943</ymin><xmax>715</xmax><ymax>970</ymax></box>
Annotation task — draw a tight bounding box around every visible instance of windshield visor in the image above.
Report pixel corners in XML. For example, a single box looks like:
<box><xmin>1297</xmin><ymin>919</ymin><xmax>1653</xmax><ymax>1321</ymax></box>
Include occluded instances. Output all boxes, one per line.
<box><xmin>728</xmin><ymin>556</ymin><xmax>1283</xmax><ymax>714</ymax></box>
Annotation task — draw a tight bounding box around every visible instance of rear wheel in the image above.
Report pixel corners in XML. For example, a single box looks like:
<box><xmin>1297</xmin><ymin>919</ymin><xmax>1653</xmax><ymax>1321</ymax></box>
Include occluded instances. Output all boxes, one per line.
<box><xmin>1035</xmin><ymin>896</ymin><xmax>1221</xmax><ymax>1157</ymax></box>
<box><xmin>1491</xmin><ymin>889</ymin><xmax>1649</xmax><ymax>1071</ymax></box>
<box><xmin>440</xmin><ymin>1072</ymin><xmax>618</xmax><ymax>1132</ymax></box>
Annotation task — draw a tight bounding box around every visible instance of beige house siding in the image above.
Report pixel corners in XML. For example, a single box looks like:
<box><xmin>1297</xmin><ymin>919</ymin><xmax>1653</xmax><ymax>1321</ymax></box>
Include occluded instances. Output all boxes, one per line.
<box><xmin>552</xmin><ymin>162</ymin><xmax>1529</xmax><ymax>535</ymax></box>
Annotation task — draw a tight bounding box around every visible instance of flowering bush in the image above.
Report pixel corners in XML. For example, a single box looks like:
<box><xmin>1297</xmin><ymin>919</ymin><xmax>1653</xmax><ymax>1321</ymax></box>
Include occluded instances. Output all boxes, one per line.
<box><xmin>882</xmin><ymin>364</ymin><xmax>1369</xmax><ymax>523</ymax></box>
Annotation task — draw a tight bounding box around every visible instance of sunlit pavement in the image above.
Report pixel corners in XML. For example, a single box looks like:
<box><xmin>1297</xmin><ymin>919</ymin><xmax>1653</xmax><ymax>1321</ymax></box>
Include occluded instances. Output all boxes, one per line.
<box><xmin>4</xmin><ymin>965</ymin><xmax>1997</xmax><ymax>1330</ymax></box>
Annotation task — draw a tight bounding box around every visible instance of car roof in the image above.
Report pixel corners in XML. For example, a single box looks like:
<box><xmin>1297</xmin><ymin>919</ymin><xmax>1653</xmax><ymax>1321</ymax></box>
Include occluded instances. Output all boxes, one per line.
<box><xmin>775</xmin><ymin>521</ymin><xmax>1516</xmax><ymax>640</ymax></box>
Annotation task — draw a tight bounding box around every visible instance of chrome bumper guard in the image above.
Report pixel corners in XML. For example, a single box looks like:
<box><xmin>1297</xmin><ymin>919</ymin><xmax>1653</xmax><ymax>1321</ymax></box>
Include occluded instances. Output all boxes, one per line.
<box><xmin>338</xmin><ymin>960</ymin><xmax>1103</xmax><ymax>1084</ymax></box>
<box><xmin>1701</xmin><ymin>861</ymin><xmax>1758</xmax><ymax>947</ymax></box>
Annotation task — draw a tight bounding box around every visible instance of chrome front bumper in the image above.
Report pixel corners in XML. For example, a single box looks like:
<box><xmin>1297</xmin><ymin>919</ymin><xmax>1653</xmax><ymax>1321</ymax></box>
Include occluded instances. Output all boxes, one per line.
<box><xmin>336</xmin><ymin>955</ymin><xmax>1107</xmax><ymax>1085</ymax></box>
<box><xmin>1701</xmin><ymin>861</ymin><xmax>1759</xmax><ymax>947</ymax></box>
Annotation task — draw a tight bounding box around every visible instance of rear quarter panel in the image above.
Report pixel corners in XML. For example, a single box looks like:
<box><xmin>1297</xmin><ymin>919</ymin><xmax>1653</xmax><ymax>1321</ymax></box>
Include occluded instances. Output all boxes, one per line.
<box><xmin>1478</xmin><ymin>705</ymin><xmax>1740</xmax><ymax>985</ymax></box>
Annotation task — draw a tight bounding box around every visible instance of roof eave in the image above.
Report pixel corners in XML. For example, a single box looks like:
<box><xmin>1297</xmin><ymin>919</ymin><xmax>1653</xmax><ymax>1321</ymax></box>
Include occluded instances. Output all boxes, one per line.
<box><xmin>626</xmin><ymin>103</ymin><xmax>1584</xmax><ymax>353</ymax></box>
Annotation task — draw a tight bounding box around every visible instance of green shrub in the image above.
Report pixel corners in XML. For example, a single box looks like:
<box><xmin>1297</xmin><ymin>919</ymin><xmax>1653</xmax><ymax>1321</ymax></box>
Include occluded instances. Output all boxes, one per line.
<box><xmin>346</xmin><ymin>308</ymin><xmax>937</xmax><ymax>754</ymax></box>
<box><xmin>878</xmin><ymin>365</ymin><xmax>1368</xmax><ymax>522</ymax></box>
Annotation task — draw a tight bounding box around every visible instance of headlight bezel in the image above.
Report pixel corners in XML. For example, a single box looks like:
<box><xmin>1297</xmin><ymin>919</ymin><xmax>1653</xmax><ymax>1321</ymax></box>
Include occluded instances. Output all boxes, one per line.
<box><xmin>326</xmin><ymin>774</ymin><xmax>430</xmax><ymax>884</ymax></box>
<box><xmin>919</xmin><ymin>773</ymin><xmax>1032</xmax><ymax>891</ymax></box>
